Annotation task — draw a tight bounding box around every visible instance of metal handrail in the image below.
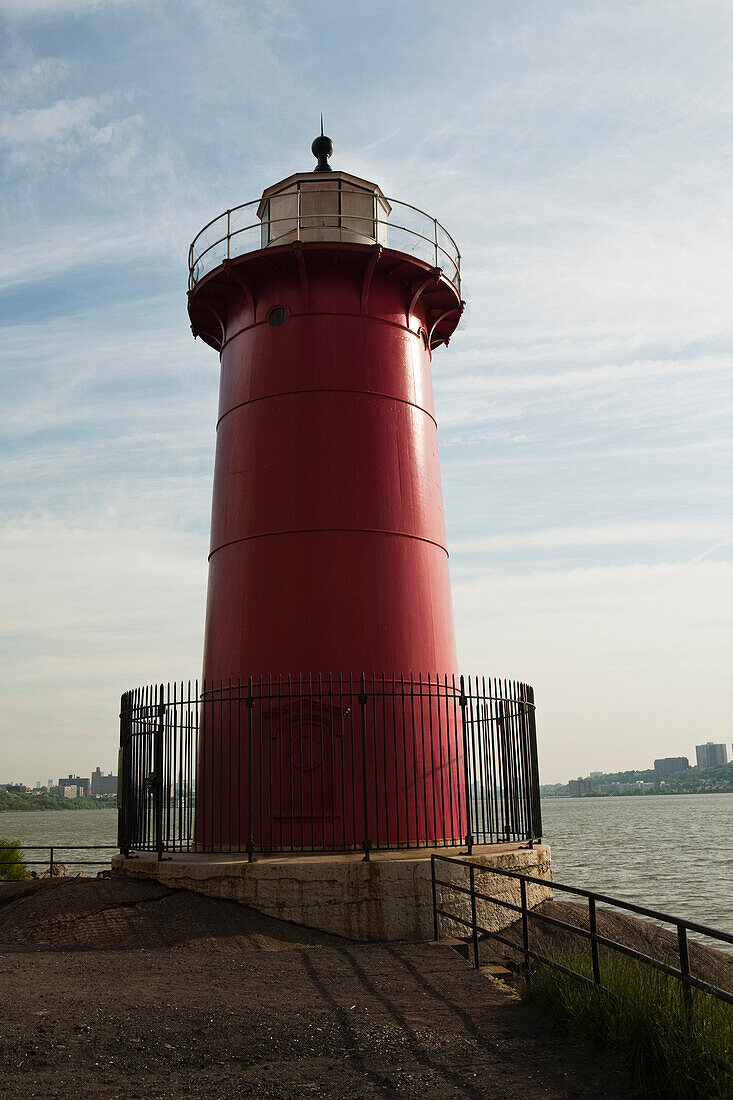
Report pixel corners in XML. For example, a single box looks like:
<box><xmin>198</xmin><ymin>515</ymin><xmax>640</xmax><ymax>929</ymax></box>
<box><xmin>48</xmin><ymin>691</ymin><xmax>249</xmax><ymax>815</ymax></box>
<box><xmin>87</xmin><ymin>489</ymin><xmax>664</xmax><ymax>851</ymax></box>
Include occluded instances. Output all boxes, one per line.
<box><xmin>189</xmin><ymin>189</ymin><xmax>461</xmax><ymax>296</ymax></box>
<box><xmin>0</xmin><ymin>844</ymin><xmax>118</xmax><ymax>876</ymax></box>
<box><xmin>430</xmin><ymin>853</ymin><xmax>733</xmax><ymax>1019</ymax></box>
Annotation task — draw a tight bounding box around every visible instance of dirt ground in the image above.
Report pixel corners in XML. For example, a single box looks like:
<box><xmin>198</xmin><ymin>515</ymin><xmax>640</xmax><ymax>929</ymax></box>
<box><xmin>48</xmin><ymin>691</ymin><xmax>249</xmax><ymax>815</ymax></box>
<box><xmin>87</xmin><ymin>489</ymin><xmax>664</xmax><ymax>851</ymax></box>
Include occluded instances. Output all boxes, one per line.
<box><xmin>0</xmin><ymin>879</ymin><xmax>640</xmax><ymax>1100</ymax></box>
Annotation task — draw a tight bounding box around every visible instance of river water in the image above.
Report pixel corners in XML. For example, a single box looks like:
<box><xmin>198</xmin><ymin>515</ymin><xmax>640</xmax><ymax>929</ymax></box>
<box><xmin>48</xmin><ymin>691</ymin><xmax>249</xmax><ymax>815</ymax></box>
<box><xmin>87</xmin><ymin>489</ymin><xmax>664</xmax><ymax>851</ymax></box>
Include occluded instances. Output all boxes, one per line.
<box><xmin>2</xmin><ymin>795</ymin><xmax>731</xmax><ymax>937</ymax></box>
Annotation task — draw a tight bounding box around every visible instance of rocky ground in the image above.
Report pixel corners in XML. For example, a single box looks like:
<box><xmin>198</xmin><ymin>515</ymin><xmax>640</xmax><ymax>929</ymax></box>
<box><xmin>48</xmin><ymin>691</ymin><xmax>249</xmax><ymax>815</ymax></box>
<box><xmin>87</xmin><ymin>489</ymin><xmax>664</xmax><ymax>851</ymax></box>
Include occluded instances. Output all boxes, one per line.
<box><xmin>0</xmin><ymin>878</ymin><xmax>641</xmax><ymax>1099</ymax></box>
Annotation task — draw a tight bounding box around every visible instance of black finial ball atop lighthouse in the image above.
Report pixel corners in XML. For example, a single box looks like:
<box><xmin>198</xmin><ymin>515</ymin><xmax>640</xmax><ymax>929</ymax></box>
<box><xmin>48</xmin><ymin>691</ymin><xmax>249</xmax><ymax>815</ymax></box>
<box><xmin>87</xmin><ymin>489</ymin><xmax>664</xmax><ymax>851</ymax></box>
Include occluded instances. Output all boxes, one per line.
<box><xmin>312</xmin><ymin>130</ymin><xmax>333</xmax><ymax>172</ymax></box>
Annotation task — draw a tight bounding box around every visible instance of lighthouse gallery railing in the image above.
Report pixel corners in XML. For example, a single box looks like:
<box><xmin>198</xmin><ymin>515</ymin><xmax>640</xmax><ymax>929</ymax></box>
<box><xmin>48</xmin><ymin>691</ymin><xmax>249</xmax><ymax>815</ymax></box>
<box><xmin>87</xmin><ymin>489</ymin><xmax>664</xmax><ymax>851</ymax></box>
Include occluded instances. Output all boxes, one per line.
<box><xmin>188</xmin><ymin>187</ymin><xmax>462</xmax><ymax>296</ymax></box>
<box><xmin>118</xmin><ymin>675</ymin><xmax>541</xmax><ymax>860</ymax></box>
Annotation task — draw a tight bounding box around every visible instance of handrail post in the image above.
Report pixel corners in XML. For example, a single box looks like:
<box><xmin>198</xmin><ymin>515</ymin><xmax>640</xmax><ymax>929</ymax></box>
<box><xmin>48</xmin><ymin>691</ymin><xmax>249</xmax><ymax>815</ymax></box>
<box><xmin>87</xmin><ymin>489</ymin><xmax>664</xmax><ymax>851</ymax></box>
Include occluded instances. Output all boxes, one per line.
<box><xmin>49</xmin><ymin>847</ymin><xmax>54</xmax><ymax>878</ymax></box>
<box><xmin>589</xmin><ymin>896</ymin><xmax>601</xmax><ymax>985</ymax></box>
<box><xmin>520</xmin><ymin>878</ymin><xmax>530</xmax><ymax>978</ymax></box>
<box><xmin>246</xmin><ymin>676</ymin><xmax>255</xmax><ymax>862</ymax></box>
<box><xmin>433</xmin><ymin>217</ymin><xmax>439</xmax><ymax>269</ymax></box>
<box><xmin>431</xmin><ymin>855</ymin><xmax>439</xmax><ymax>940</ymax></box>
<box><xmin>226</xmin><ymin>210</ymin><xmax>230</xmax><ymax>260</ymax></box>
<box><xmin>459</xmin><ymin>676</ymin><xmax>473</xmax><ymax>854</ymax></box>
<box><xmin>677</xmin><ymin>924</ymin><xmax>694</xmax><ymax>1032</ymax></box>
<box><xmin>359</xmin><ymin>674</ymin><xmax>371</xmax><ymax>861</ymax></box>
<box><xmin>469</xmin><ymin>863</ymin><xmax>480</xmax><ymax>969</ymax></box>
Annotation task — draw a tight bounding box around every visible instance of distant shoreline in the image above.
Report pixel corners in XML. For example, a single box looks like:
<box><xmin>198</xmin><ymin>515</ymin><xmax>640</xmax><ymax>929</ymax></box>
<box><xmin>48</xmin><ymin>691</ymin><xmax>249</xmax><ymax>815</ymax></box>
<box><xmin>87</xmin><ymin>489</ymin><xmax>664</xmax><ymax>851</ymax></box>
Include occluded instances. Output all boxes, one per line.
<box><xmin>0</xmin><ymin>794</ymin><xmax>116</xmax><ymax>813</ymax></box>
<box><xmin>543</xmin><ymin>789</ymin><xmax>732</xmax><ymax>799</ymax></box>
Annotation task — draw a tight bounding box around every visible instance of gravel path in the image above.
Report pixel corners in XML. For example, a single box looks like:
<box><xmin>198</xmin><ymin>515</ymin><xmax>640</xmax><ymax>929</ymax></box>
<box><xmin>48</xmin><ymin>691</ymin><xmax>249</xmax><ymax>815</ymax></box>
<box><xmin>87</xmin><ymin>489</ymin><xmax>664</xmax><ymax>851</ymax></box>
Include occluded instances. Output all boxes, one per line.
<box><xmin>0</xmin><ymin>880</ymin><xmax>637</xmax><ymax>1099</ymax></box>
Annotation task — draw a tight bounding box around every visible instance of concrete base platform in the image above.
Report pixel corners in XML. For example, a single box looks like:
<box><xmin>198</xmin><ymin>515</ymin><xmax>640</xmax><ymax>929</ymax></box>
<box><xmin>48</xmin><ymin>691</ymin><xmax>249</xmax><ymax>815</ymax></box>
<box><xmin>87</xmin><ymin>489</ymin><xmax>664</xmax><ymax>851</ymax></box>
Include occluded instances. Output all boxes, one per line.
<box><xmin>112</xmin><ymin>844</ymin><xmax>552</xmax><ymax>942</ymax></box>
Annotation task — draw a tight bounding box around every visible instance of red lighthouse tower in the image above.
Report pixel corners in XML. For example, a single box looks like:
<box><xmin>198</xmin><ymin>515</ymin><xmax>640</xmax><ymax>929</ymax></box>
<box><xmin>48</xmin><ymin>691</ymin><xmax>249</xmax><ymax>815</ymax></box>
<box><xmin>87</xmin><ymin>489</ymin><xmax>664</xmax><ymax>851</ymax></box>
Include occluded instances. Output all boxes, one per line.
<box><xmin>189</xmin><ymin>133</ymin><xmax>465</xmax><ymax>850</ymax></box>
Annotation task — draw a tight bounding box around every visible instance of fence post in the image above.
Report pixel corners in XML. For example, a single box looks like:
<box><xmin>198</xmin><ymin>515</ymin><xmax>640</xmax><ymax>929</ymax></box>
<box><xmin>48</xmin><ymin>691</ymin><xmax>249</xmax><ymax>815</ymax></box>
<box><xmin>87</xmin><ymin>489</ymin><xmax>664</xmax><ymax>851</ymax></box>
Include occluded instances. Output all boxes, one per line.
<box><xmin>431</xmin><ymin>855</ymin><xmax>439</xmax><ymax>940</ymax></box>
<box><xmin>49</xmin><ymin>847</ymin><xmax>54</xmax><ymax>878</ymax></box>
<box><xmin>520</xmin><ymin>878</ymin><xmax>530</xmax><ymax>978</ymax></box>
<box><xmin>469</xmin><ymin>863</ymin><xmax>480</xmax><ymax>969</ymax></box>
<box><xmin>155</xmin><ymin>686</ymin><xmax>165</xmax><ymax>862</ymax></box>
<box><xmin>677</xmin><ymin>924</ymin><xmax>694</xmax><ymax>1033</ymax></box>
<box><xmin>359</xmin><ymin>673</ymin><xmax>371</xmax><ymax>862</ymax></box>
<box><xmin>246</xmin><ymin>676</ymin><xmax>255</xmax><ymax>862</ymax></box>
<box><xmin>459</xmin><ymin>676</ymin><xmax>473</xmax><ymax>854</ymax></box>
<box><xmin>589</xmin><ymin>896</ymin><xmax>601</xmax><ymax>986</ymax></box>
<box><xmin>118</xmin><ymin>692</ymin><xmax>130</xmax><ymax>856</ymax></box>
<box><xmin>527</xmin><ymin>686</ymin><xmax>542</xmax><ymax>843</ymax></box>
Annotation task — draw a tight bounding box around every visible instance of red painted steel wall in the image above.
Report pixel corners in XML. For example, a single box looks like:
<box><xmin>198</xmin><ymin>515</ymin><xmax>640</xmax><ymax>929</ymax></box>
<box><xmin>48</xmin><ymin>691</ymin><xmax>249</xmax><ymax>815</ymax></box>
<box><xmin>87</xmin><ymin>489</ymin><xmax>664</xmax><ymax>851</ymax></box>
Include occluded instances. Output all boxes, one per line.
<box><xmin>203</xmin><ymin>249</ymin><xmax>458</xmax><ymax>681</ymax></box>
<box><xmin>191</xmin><ymin>241</ymin><xmax>464</xmax><ymax>848</ymax></box>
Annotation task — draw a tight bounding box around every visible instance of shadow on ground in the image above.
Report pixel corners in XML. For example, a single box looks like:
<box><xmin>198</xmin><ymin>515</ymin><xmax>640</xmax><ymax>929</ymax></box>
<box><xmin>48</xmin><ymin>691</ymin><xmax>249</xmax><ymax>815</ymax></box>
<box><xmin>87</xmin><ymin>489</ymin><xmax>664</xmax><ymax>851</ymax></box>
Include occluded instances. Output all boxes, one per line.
<box><xmin>0</xmin><ymin>880</ymin><xmax>638</xmax><ymax>1099</ymax></box>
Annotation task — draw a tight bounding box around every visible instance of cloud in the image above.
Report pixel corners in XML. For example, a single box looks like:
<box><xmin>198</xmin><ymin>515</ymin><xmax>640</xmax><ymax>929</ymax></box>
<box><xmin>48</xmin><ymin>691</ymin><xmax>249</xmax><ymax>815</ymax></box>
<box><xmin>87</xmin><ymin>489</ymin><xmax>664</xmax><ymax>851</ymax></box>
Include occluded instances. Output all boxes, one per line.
<box><xmin>0</xmin><ymin>95</ymin><xmax>109</xmax><ymax>148</ymax></box>
<box><xmin>0</xmin><ymin>0</ymin><xmax>139</xmax><ymax>16</ymax></box>
<box><xmin>0</xmin><ymin>514</ymin><xmax>207</xmax><ymax>781</ymax></box>
<box><xmin>0</xmin><ymin>56</ymin><xmax>72</xmax><ymax>102</ymax></box>
<box><xmin>452</xmin><ymin>522</ymin><xmax>733</xmax><ymax>556</ymax></box>
<box><xmin>453</xmin><ymin>559</ymin><xmax>733</xmax><ymax>782</ymax></box>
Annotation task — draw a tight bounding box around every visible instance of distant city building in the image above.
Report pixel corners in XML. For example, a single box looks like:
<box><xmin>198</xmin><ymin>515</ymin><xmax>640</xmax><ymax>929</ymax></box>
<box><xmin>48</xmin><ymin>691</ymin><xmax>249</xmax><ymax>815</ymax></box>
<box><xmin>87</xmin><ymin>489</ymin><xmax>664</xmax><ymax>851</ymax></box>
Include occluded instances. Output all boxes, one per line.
<box><xmin>91</xmin><ymin>767</ymin><xmax>117</xmax><ymax>797</ymax></box>
<box><xmin>4</xmin><ymin>783</ymin><xmax>29</xmax><ymax>794</ymax></box>
<box><xmin>58</xmin><ymin>774</ymin><xmax>90</xmax><ymax>798</ymax></box>
<box><xmin>695</xmin><ymin>743</ymin><xmax>728</xmax><ymax>769</ymax></box>
<box><xmin>568</xmin><ymin>777</ymin><xmax>591</xmax><ymax>797</ymax></box>
<box><xmin>62</xmin><ymin>785</ymin><xmax>78</xmax><ymax>799</ymax></box>
<box><xmin>654</xmin><ymin>757</ymin><xmax>690</xmax><ymax>777</ymax></box>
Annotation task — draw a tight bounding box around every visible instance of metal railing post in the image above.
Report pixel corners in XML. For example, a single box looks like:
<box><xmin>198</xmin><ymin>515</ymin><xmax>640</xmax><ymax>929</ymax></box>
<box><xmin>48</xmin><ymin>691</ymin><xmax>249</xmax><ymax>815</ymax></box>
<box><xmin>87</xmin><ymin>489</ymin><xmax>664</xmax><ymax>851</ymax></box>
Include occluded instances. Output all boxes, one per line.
<box><xmin>520</xmin><ymin>878</ymin><xmax>530</xmax><ymax>978</ymax></box>
<box><xmin>226</xmin><ymin>210</ymin><xmax>231</xmax><ymax>259</ymax></box>
<box><xmin>359</xmin><ymin>674</ymin><xmax>371</xmax><ymax>861</ymax></box>
<box><xmin>49</xmin><ymin>847</ymin><xmax>54</xmax><ymax>878</ymax></box>
<box><xmin>246</xmin><ymin>676</ymin><xmax>255</xmax><ymax>862</ymax></box>
<box><xmin>459</xmin><ymin>676</ymin><xmax>473</xmax><ymax>854</ymax></box>
<box><xmin>469</xmin><ymin>863</ymin><xmax>480</xmax><ymax>969</ymax></box>
<box><xmin>677</xmin><ymin>924</ymin><xmax>694</xmax><ymax>1032</ymax></box>
<box><xmin>431</xmin><ymin>855</ymin><xmax>439</xmax><ymax>940</ymax></box>
<box><xmin>589</xmin><ymin>896</ymin><xmax>601</xmax><ymax>985</ymax></box>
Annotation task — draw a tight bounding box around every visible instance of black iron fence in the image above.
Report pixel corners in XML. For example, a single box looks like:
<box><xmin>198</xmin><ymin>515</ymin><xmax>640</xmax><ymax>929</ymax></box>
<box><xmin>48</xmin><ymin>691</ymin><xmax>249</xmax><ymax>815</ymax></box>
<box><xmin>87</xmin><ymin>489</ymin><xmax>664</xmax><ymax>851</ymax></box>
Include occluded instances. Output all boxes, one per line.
<box><xmin>118</xmin><ymin>674</ymin><xmax>541</xmax><ymax>860</ymax></box>
<box><xmin>431</xmin><ymin>853</ymin><xmax>733</xmax><ymax>1021</ymax></box>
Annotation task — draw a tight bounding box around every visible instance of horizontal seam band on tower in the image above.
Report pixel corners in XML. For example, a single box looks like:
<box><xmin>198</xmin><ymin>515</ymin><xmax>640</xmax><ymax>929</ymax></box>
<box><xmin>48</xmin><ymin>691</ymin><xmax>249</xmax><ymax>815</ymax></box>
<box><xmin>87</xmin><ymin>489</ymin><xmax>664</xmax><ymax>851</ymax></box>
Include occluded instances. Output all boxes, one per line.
<box><xmin>220</xmin><ymin>310</ymin><xmax>429</xmax><ymax>352</ymax></box>
<box><xmin>216</xmin><ymin>389</ymin><xmax>438</xmax><ymax>430</ymax></box>
<box><xmin>208</xmin><ymin>528</ymin><xmax>450</xmax><ymax>560</ymax></box>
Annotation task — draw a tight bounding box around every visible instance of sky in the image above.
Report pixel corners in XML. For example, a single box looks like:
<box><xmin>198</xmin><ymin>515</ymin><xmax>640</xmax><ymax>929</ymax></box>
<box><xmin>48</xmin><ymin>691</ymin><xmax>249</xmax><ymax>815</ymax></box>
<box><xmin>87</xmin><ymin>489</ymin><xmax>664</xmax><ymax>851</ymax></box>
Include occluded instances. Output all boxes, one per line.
<box><xmin>1</xmin><ymin>0</ymin><xmax>732</xmax><ymax>787</ymax></box>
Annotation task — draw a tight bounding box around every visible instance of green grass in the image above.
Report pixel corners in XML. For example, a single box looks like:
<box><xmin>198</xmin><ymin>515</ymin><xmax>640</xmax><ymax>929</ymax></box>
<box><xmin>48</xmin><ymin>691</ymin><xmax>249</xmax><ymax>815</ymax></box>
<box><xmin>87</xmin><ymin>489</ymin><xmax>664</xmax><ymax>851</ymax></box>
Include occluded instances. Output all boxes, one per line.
<box><xmin>0</xmin><ymin>837</ymin><xmax>31</xmax><ymax>880</ymax></box>
<box><xmin>521</xmin><ymin>949</ymin><xmax>733</xmax><ymax>1099</ymax></box>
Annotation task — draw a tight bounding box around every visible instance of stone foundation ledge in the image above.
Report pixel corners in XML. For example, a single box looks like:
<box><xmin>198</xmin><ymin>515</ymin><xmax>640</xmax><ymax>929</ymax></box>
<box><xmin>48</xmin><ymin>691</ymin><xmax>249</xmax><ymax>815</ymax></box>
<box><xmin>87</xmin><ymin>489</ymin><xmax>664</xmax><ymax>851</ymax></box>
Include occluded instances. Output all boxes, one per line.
<box><xmin>112</xmin><ymin>843</ymin><xmax>552</xmax><ymax>942</ymax></box>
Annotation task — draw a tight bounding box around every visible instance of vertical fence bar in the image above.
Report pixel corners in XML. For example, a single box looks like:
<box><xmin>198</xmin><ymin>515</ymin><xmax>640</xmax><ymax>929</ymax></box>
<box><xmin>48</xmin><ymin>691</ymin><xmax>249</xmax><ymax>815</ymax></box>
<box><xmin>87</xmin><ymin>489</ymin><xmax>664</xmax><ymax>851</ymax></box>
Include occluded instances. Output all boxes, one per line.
<box><xmin>359</xmin><ymin>673</ymin><xmax>371</xmax><ymax>861</ymax></box>
<box><xmin>118</xmin><ymin>692</ymin><xmax>129</xmax><ymax>855</ymax></box>
<box><xmin>459</xmin><ymin>676</ymin><xmax>473</xmax><ymax>854</ymax></box>
<box><xmin>469</xmin><ymin>863</ymin><xmax>479</xmax><ymax>969</ymax></box>
<box><xmin>49</xmin><ymin>847</ymin><xmax>54</xmax><ymax>878</ymax></box>
<box><xmin>527</xmin><ymin>686</ymin><xmax>542</xmax><ymax>842</ymax></box>
<box><xmin>155</xmin><ymin>684</ymin><xmax>164</xmax><ymax>862</ymax></box>
<box><xmin>589</xmin><ymin>896</ymin><xmax>601</xmax><ymax>986</ymax></box>
<box><xmin>247</xmin><ymin>676</ymin><xmax>254</xmax><ymax>861</ymax></box>
<box><xmin>431</xmin><ymin>855</ymin><xmax>439</xmax><ymax>940</ymax></box>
